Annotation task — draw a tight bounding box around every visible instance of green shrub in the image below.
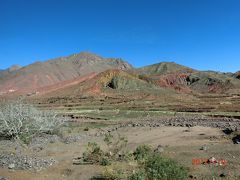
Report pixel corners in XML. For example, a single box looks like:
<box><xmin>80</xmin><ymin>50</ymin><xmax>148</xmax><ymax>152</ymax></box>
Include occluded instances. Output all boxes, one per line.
<box><xmin>19</xmin><ymin>133</ymin><xmax>32</xmax><ymax>145</ymax></box>
<box><xmin>84</xmin><ymin>127</ymin><xmax>89</xmax><ymax>131</ymax></box>
<box><xmin>104</xmin><ymin>168</ymin><xmax>126</xmax><ymax>180</ymax></box>
<box><xmin>133</xmin><ymin>145</ymin><xmax>152</xmax><ymax>162</ymax></box>
<box><xmin>143</xmin><ymin>153</ymin><xmax>188</xmax><ymax>180</ymax></box>
<box><xmin>102</xmin><ymin>144</ymin><xmax>188</xmax><ymax>180</ymax></box>
<box><xmin>104</xmin><ymin>133</ymin><xmax>114</xmax><ymax>146</ymax></box>
<box><xmin>100</xmin><ymin>157</ymin><xmax>111</xmax><ymax>166</ymax></box>
<box><xmin>83</xmin><ymin>142</ymin><xmax>104</xmax><ymax>163</ymax></box>
<box><xmin>104</xmin><ymin>133</ymin><xmax>128</xmax><ymax>161</ymax></box>
<box><xmin>82</xmin><ymin>133</ymin><xmax>129</xmax><ymax>166</ymax></box>
<box><xmin>128</xmin><ymin>169</ymin><xmax>146</xmax><ymax>180</ymax></box>
<box><xmin>83</xmin><ymin>140</ymin><xmax>188</xmax><ymax>180</ymax></box>
<box><xmin>131</xmin><ymin>145</ymin><xmax>188</xmax><ymax>180</ymax></box>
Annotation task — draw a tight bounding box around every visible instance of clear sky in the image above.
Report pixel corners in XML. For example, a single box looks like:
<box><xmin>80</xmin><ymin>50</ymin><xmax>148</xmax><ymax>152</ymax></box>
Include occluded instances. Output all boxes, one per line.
<box><xmin>1</xmin><ymin>0</ymin><xmax>240</xmax><ymax>72</ymax></box>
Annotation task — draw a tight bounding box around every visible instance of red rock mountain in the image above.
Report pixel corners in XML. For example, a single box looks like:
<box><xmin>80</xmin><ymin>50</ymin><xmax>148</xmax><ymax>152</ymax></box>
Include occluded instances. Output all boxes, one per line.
<box><xmin>1</xmin><ymin>52</ymin><xmax>240</xmax><ymax>96</ymax></box>
<box><xmin>0</xmin><ymin>52</ymin><xmax>133</xmax><ymax>94</ymax></box>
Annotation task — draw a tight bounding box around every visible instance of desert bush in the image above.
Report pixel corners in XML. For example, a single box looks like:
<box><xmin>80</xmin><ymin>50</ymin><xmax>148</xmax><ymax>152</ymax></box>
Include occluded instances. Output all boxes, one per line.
<box><xmin>100</xmin><ymin>157</ymin><xmax>111</xmax><ymax>166</ymax></box>
<box><xmin>84</xmin><ymin>127</ymin><xmax>89</xmax><ymax>131</ymax></box>
<box><xmin>83</xmin><ymin>140</ymin><xmax>188</xmax><ymax>179</ymax></box>
<box><xmin>128</xmin><ymin>169</ymin><xmax>146</xmax><ymax>180</ymax></box>
<box><xmin>104</xmin><ymin>133</ymin><xmax>128</xmax><ymax>160</ymax></box>
<box><xmin>104</xmin><ymin>167</ymin><xmax>126</xmax><ymax>180</ymax></box>
<box><xmin>82</xmin><ymin>142</ymin><xmax>111</xmax><ymax>165</ymax></box>
<box><xmin>133</xmin><ymin>144</ymin><xmax>152</xmax><ymax>162</ymax></box>
<box><xmin>102</xmin><ymin>144</ymin><xmax>188</xmax><ymax>180</ymax></box>
<box><xmin>132</xmin><ymin>145</ymin><xmax>188</xmax><ymax>180</ymax></box>
<box><xmin>83</xmin><ymin>142</ymin><xmax>104</xmax><ymax>163</ymax></box>
<box><xmin>0</xmin><ymin>100</ymin><xmax>66</xmax><ymax>141</ymax></box>
<box><xmin>142</xmin><ymin>153</ymin><xmax>188</xmax><ymax>180</ymax></box>
<box><xmin>81</xmin><ymin>134</ymin><xmax>129</xmax><ymax>167</ymax></box>
<box><xmin>104</xmin><ymin>133</ymin><xmax>114</xmax><ymax>146</ymax></box>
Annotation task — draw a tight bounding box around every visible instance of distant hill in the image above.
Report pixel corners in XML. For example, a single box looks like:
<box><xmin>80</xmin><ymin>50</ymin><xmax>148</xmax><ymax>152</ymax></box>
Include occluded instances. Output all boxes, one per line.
<box><xmin>135</xmin><ymin>62</ymin><xmax>239</xmax><ymax>94</ymax></box>
<box><xmin>0</xmin><ymin>52</ymin><xmax>240</xmax><ymax>96</ymax></box>
<box><xmin>8</xmin><ymin>65</ymin><xmax>22</xmax><ymax>72</ymax></box>
<box><xmin>136</xmin><ymin>62</ymin><xmax>194</xmax><ymax>75</ymax></box>
<box><xmin>0</xmin><ymin>52</ymin><xmax>132</xmax><ymax>93</ymax></box>
<box><xmin>0</xmin><ymin>65</ymin><xmax>22</xmax><ymax>81</ymax></box>
<box><xmin>41</xmin><ymin>69</ymin><xmax>179</xmax><ymax>103</ymax></box>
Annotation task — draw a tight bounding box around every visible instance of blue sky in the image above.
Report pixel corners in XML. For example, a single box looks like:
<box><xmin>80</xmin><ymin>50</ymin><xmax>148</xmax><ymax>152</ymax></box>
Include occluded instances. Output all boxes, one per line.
<box><xmin>0</xmin><ymin>0</ymin><xmax>240</xmax><ymax>72</ymax></box>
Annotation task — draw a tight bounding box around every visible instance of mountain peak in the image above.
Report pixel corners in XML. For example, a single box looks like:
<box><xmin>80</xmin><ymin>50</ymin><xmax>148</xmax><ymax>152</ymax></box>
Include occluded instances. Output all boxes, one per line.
<box><xmin>137</xmin><ymin>61</ymin><xmax>194</xmax><ymax>75</ymax></box>
<box><xmin>0</xmin><ymin>52</ymin><xmax>133</xmax><ymax>93</ymax></box>
<box><xmin>69</xmin><ymin>52</ymin><xmax>103</xmax><ymax>61</ymax></box>
<box><xmin>8</xmin><ymin>64</ymin><xmax>22</xmax><ymax>72</ymax></box>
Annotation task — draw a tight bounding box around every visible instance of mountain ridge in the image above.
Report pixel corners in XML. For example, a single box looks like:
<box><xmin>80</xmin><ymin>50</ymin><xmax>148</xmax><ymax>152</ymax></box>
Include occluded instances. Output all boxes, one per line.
<box><xmin>0</xmin><ymin>52</ymin><xmax>133</xmax><ymax>94</ymax></box>
<box><xmin>0</xmin><ymin>52</ymin><xmax>240</xmax><ymax>96</ymax></box>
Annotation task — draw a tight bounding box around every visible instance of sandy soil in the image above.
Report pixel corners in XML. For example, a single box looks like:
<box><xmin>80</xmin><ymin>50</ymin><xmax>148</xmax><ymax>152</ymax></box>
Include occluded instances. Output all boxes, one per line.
<box><xmin>0</xmin><ymin>126</ymin><xmax>236</xmax><ymax>180</ymax></box>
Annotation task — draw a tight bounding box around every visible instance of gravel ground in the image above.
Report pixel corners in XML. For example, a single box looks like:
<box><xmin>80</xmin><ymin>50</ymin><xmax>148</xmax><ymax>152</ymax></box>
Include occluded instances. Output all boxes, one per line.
<box><xmin>97</xmin><ymin>116</ymin><xmax>240</xmax><ymax>135</ymax></box>
<box><xmin>0</xmin><ymin>153</ymin><xmax>56</xmax><ymax>171</ymax></box>
<box><xmin>0</xmin><ymin>133</ymin><xmax>85</xmax><ymax>171</ymax></box>
<box><xmin>1</xmin><ymin>116</ymin><xmax>239</xmax><ymax>172</ymax></box>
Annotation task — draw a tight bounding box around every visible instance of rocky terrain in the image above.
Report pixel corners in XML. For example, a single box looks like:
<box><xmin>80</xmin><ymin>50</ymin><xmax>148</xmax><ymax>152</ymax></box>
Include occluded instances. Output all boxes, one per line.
<box><xmin>0</xmin><ymin>52</ymin><xmax>132</xmax><ymax>94</ymax></box>
<box><xmin>101</xmin><ymin>116</ymin><xmax>240</xmax><ymax>133</ymax></box>
<box><xmin>0</xmin><ymin>115</ymin><xmax>240</xmax><ymax>179</ymax></box>
<box><xmin>0</xmin><ymin>154</ymin><xmax>56</xmax><ymax>171</ymax></box>
<box><xmin>1</xmin><ymin>52</ymin><xmax>240</xmax><ymax>179</ymax></box>
<box><xmin>0</xmin><ymin>52</ymin><xmax>240</xmax><ymax>97</ymax></box>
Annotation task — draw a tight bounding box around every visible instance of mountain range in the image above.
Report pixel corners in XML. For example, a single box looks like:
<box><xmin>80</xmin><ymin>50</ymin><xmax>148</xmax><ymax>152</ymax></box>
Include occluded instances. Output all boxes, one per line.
<box><xmin>0</xmin><ymin>52</ymin><xmax>240</xmax><ymax>97</ymax></box>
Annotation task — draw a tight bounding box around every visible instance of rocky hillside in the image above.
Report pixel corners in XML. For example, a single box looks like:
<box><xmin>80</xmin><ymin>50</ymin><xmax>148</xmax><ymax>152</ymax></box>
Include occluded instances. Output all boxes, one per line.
<box><xmin>234</xmin><ymin>71</ymin><xmax>240</xmax><ymax>79</ymax></box>
<box><xmin>136</xmin><ymin>62</ymin><xmax>194</xmax><ymax>75</ymax></box>
<box><xmin>1</xmin><ymin>52</ymin><xmax>240</xmax><ymax>96</ymax></box>
<box><xmin>97</xmin><ymin>70</ymin><xmax>155</xmax><ymax>90</ymax></box>
<box><xmin>0</xmin><ymin>52</ymin><xmax>132</xmax><ymax>94</ymax></box>
<box><xmin>0</xmin><ymin>65</ymin><xmax>22</xmax><ymax>80</ymax></box>
<box><xmin>45</xmin><ymin>69</ymin><xmax>160</xmax><ymax>97</ymax></box>
<box><xmin>135</xmin><ymin>63</ymin><xmax>240</xmax><ymax>93</ymax></box>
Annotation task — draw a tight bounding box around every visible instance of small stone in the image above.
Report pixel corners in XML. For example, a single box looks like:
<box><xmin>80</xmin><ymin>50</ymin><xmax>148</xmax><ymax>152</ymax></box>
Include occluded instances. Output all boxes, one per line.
<box><xmin>189</xmin><ymin>175</ymin><xmax>195</xmax><ymax>179</ymax></box>
<box><xmin>0</xmin><ymin>177</ymin><xmax>9</xmax><ymax>180</ymax></box>
<box><xmin>8</xmin><ymin>163</ymin><xmax>15</xmax><ymax>169</ymax></box>
<box><xmin>200</xmin><ymin>146</ymin><xmax>207</xmax><ymax>151</ymax></box>
<box><xmin>232</xmin><ymin>135</ymin><xmax>240</xmax><ymax>144</ymax></box>
<box><xmin>219</xmin><ymin>172</ymin><xmax>227</xmax><ymax>177</ymax></box>
<box><xmin>154</xmin><ymin>145</ymin><xmax>164</xmax><ymax>153</ymax></box>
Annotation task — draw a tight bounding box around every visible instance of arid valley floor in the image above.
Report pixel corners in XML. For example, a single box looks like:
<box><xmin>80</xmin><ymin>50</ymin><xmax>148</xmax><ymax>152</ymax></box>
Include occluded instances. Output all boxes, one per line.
<box><xmin>1</xmin><ymin>52</ymin><xmax>240</xmax><ymax>179</ymax></box>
